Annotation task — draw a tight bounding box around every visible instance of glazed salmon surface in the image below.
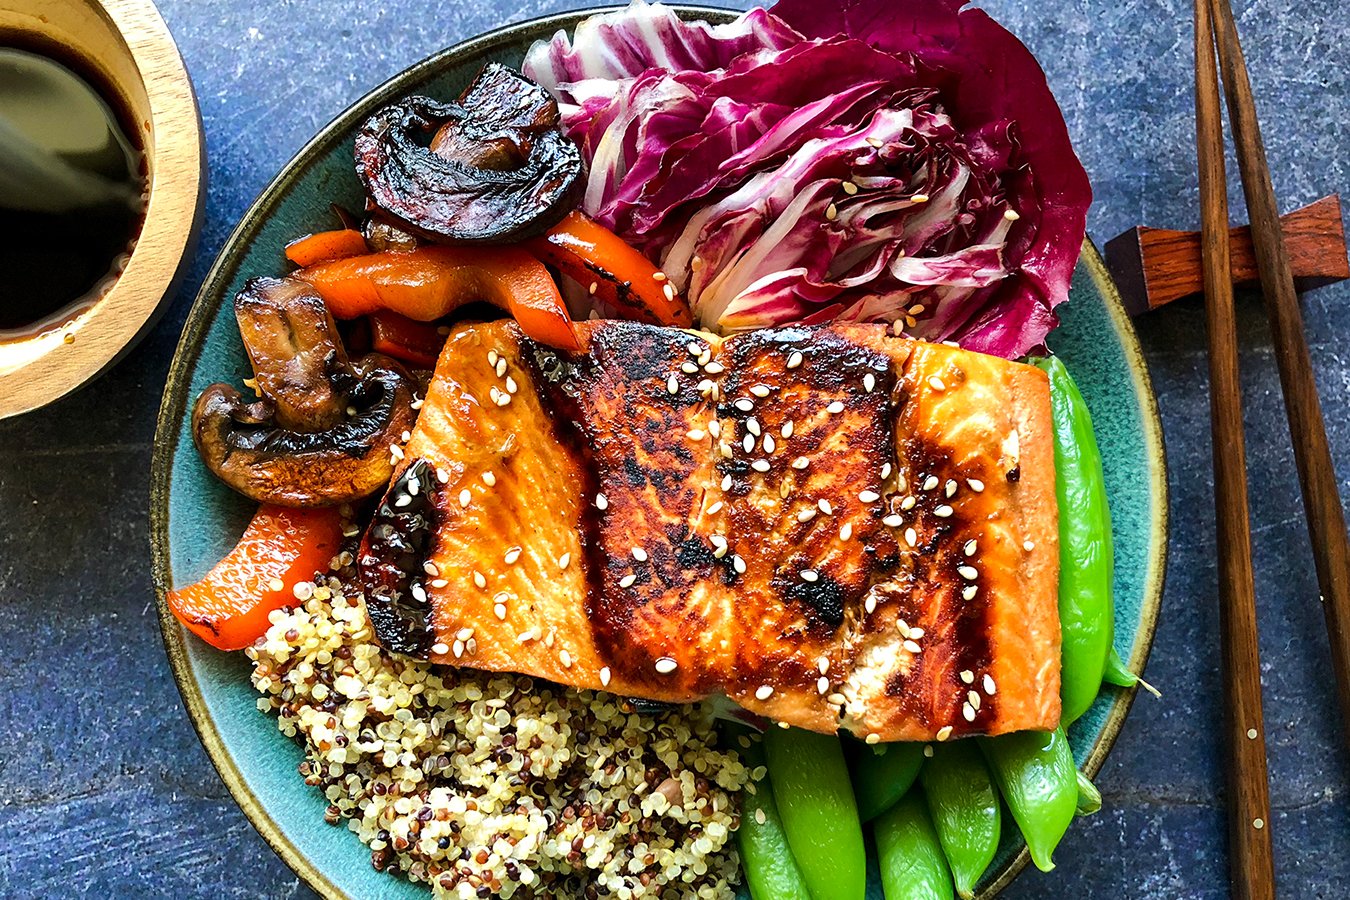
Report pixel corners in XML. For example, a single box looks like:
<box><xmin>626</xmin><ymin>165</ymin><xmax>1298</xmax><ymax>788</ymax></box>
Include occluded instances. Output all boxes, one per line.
<box><xmin>360</xmin><ymin>319</ymin><xmax>1060</xmax><ymax>741</ymax></box>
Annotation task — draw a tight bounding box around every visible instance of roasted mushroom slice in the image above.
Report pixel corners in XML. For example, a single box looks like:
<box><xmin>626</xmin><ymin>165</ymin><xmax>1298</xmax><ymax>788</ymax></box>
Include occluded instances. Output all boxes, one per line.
<box><xmin>354</xmin><ymin>63</ymin><xmax>582</xmax><ymax>244</ymax></box>
<box><xmin>191</xmin><ymin>276</ymin><xmax>418</xmax><ymax>507</ymax></box>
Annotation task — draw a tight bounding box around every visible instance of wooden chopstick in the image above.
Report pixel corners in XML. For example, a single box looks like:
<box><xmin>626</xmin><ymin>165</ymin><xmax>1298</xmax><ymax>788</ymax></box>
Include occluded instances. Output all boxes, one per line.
<box><xmin>1210</xmin><ymin>0</ymin><xmax>1350</xmax><ymax>741</ymax></box>
<box><xmin>1193</xmin><ymin>2</ymin><xmax>1277</xmax><ymax>897</ymax></box>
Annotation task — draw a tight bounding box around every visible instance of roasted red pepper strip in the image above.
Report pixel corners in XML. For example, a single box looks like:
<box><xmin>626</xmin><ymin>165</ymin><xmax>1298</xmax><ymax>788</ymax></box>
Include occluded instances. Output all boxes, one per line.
<box><xmin>284</xmin><ymin>228</ymin><xmax>370</xmax><ymax>268</ymax></box>
<box><xmin>368</xmin><ymin>310</ymin><xmax>446</xmax><ymax>369</ymax></box>
<box><xmin>528</xmin><ymin>211</ymin><xmax>694</xmax><ymax>327</ymax></box>
<box><xmin>167</xmin><ymin>505</ymin><xmax>344</xmax><ymax>651</ymax></box>
<box><xmin>297</xmin><ymin>245</ymin><xmax>582</xmax><ymax>352</ymax></box>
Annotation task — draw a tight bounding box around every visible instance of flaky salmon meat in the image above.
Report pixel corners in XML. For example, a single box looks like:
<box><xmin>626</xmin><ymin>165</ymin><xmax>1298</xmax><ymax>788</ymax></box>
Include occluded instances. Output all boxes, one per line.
<box><xmin>359</xmin><ymin>320</ymin><xmax>1060</xmax><ymax>741</ymax></box>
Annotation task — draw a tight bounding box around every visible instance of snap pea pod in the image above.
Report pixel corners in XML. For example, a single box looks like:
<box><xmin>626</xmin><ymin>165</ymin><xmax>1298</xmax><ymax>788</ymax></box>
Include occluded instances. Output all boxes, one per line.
<box><xmin>850</xmin><ymin>740</ymin><xmax>926</xmax><ymax>822</ymax></box>
<box><xmin>1032</xmin><ymin>355</ymin><xmax>1115</xmax><ymax>724</ymax></box>
<box><xmin>919</xmin><ymin>741</ymin><xmax>1000</xmax><ymax>899</ymax></box>
<box><xmin>874</xmin><ymin>791</ymin><xmax>956</xmax><ymax>900</ymax></box>
<box><xmin>1075</xmin><ymin>769</ymin><xmax>1102</xmax><ymax>817</ymax></box>
<box><xmin>733</xmin><ymin>731</ymin><xmax>813</xmax><ymax>900</ymax></box>
<box><xmin>764</xmin><ymin>726</ymin><xmax>867</xmax><ymax>900</ymax></box>
<box><xmin>981</xmin><ymin>727</ymin><xmax>1078</xmax><ymax>872</ymax></box>
<box><xmin>1102</xmin><ymin>647</ymin><xmax>1137</xmax><ymax>687</ymax></box>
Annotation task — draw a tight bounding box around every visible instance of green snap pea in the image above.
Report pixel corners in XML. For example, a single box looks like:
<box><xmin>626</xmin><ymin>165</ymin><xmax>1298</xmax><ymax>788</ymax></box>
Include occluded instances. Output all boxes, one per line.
<box><xmin>1032</xmin><ymin>355</ymin><xmax>1115</xmax><ymax>724</ymax></box>
<box><xmin>981</xmin><ymin>727</ymin><xmax>1078</xmax><ymax>872</ymax></box>
<box><xmin>764</xmin><ymin>727</ymin><xmax>867</xmax><ymax>900</ymax></box>
<box><xmin>919</xmin><ymin>741</ymin><xmax>1001</xmax><ymax>899</ymax></box>
<box><xmin>733</xmin><ymin>731</ymin><xmax>813</xmax><ymax>900</ymax></box>
<box><xmin>849</xmin><ymin>740</ymin><xmax>925</xmax><ymax>822</ymax></box>
<box><xmin>1075</xmin><ymin>769</ymin><xmax>1102</xmax><ymax>817</ymax></box>
<box><xmin>874</xmin><ymin>790</ymin><xmax>956</xmax><ymax>900</ymax></box>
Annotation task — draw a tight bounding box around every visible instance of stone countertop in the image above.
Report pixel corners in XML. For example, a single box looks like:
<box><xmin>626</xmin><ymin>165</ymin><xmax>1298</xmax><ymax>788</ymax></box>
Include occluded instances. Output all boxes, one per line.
<box><xmin>1</xmin><ymin>0</ymin><xmax>1347</xmax><ymax>896</ymax></box>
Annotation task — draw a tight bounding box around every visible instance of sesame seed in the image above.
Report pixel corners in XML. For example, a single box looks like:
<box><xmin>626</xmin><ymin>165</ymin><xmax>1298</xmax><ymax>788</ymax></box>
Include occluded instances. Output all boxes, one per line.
<box><xmin>600</xmin><ymin>666</ymin><xmax>612</xmax><ymax>687</ymax></box>
<box><xmin>984</xmin><ymin>674</ymin><xmax>997</xmax><ymax>695</ymax></box>
<box><xmin>663</xmin><ymin>283</ymin><xmax>676</xmax><ymax>302</ymax></box>
<box><xmin>825</xmin><ymin>203</ymin><xmax>839</xmax><ymax>221</ymax></box>
<box><xmin>798</xmin><ymin>508</ymin><xmax>817</xmax><ymax>523</ymax></box>
<box><xmin>654</xmin><ymin>657</ymin><xmax>678</xmax><ymax>674</ymax></box>
<box><xmin>864</xmin><ymin>595</ymin><xmax>877</xmax><ymax>614</ymax></box>
<box><xmin>400</xmin><ymin>430</ymin><xmax>412</xmax><ymax>443</ymax></box>
<box><xmin>945</xmin><ymin>480</ymin><xmax>958</xmax><ymax>497</ymax></box>
<box><xmin>732</xmin><ymin>555</ymin><xmax>747</xmax><ymax>574</ymax></box>
<box><xmin>904</xmin><ymin>527</ymin><xmax>918</xmax><ymax>547</ymax></box>
<box><xmin>505</xmin><ymin>375</ymin><xmax>518</xmax><ymax>394</ymax></box>
<box><xmin>839</xmin><ymin>523</ymin><xmax>853</xmax><ymax>540</ymax></box>
<box><xmin>734</xmin><ymin>398</ymin><xmax>754</xmax><ymax>412</ymax></box>
<box><xmin>390</xmin><ymin>444</ymin><xmax>405</xmax><ymax>461</ymax></box>
<box><xmin>687</xmin><ymin>342</ymin><xmax>701</xmax><ymax>356</ymax></box>
<box><xmin>866</xmin><ymin>137</ymin><xmax>883</xmax><ymax>148</ymax></box>
<box><xmin>928</xmin><ymin>376</ymin><xmax>946</xmax><ymax>391</ymax></box>
<box><xmin>967</xmin><ymin>478</ymin><xmax>985</xmax><ymax>493</ymax></box>
<box><xmin>958</xmin><ymin>565</ymin><xmax>978</xmax><ymax>580</ymax></box>
<box><xmin>596</xmin><ymin>493</ymin><xmax>609</xmax><ymax>510</ymax></box>
<box><xmin>962</xmin><ymin>585</ymin><xmax>978</xmax><ymax>601</ymax></box>
<box><xmin>493</xmin><ymin>604</ymin><xmax>507</xmax><ymax>621</ymax></box>
<box><xmin>909</xmin><ymin>304</ymin><xmax>927</xmax><ymax>316</ymax></box>
<box><xmin>750</xmin><ymin>384</ymin><xmax>771</xmax><ymax>398</ymax></box>
<box><xmin>746</xmin><ymin>418</ymin><xmax>761</xmax><ymax>436</ymax></box>
<box><xmin>619</xmin><ymin>574</ymin><xmax>637</xmax><ymax>588</ymax></box>
<box><xmin>817</xmin><ymin>656</ymin><xmax>830</xmax><ymax>674</ymax></box>
<box><xmin>751</xmin><ymin>459</ymin><xmax>771</xmax><ymax>473</ymax></box>
<box><xmin>792</xmin><ymin>456</ymin><xmax>810</xmax><ymax>470</ymax></box>
<box><xmin>423</xmin><ymin>560</ymin><xmax>440</xmax><ymax>576</ymax></box>
<box><xmin>682</xmin><ymin>361</ymin><xmax>700</xmax><ymax>374</ymax></box>
<box><xmin>559</xmin><ymin>649</ymin><xmax>573</xmax><ymax>668</ymax></box>
<box><xmin>960</xmin><ymin>670</ymin><xmax>975</xmax><ymax>684</ymax></box>
<box><xmin>964</xmin><ymin>540</ymin><xmax>977</xmax><ymax>556</ymax></box>
<box><xmin>934</xmin><ymin>505</ymin><xmax>954</xmax><ymax>518</ymax></box>
<box><xmin>864</xmin><ymin>373</ymin><xmax>876</xmax><ymax>392</ymax></box>
<box><xmin>496</xmin><ymin>393</ymin><xmax>511</xmax><ymax>407</ymax></box>
<box><xmin>818</xmin><ymin>499</ymin><xmax>833</xmax><ymax>515</ymax></box>
<box><xmin>455</xmin><ymin>627</ymin><xmax>474</xmax><ymax>642</ymax></box>
<box><xmin>923</xmin><ymin>475</ymin><xmax>940</xmax><ymax>491</ymax></box>
<box><xmin>687</xmin><ymin>429</ymin><xmax>706</xmax><ymax>440</ymax></box>
<box><xmin>653</xmin><ymin>271</ymin><xmax>668</xmax><ymax>282</ymax></box>
<box><xmin>901</xmin><ymin>495</ymin><xmax>916</xmax><ymax>510</ymax></box>
<box><xmin>801</xmin><ymin>569</ymin><xmax>819</xmax><ymax>582</ymax></box>
<box><xmin>432</xmin><ymin>641</ymin><xmax>450</xmax><ymax>655</ymax></box>
<box><xmin>410</xmin><ymin>397</ymin><xmax>423</xmax><ymax>410</ymax></box>
<box><xmin>924</xmin><ymin>745</ymin><xmax>935</xmax><ymax>758</ymax></box>
<box><xmin>883</xmin><ymin>514</ymin><xmax>903</xmax><ymax>527</ymax></box>
<box><xmin>667</xmin><ymin>375</ymin><xmax>679</xmax><ymax>395</ymax></box>
<box><xmin>709</xmin><ymin>420</ymin><xmax>722</xmax><ymax>438</ymax></box>
<box><xmin>430</xmin><ymin>578</ymin><xmax>448</xmax><ymax>588</ymax></box>
<box><xmin>268</xmin><ymin>577</ymin><xmax>285</xmax><ymax>592</ymax></box>
<box><xmin>962</xmin><ymin>703</ymin><xmax>976</xmax><ymax>722</ymax></box>
<box><xmin>969</xmin><ymin>690</ymin><xmax>982</xmax><ymax>710</ymax></box>
<box><xmin>897</xmin><ymin>619</ymin><xmax>911</xmax><ymax>637</ymax></box>
<box><xmin>504</xmin><ymin>547</ymin><xmax>522</xmax><ymax>565</ymax></box>
<box><xmin>459</xmin><ymin>488</ymin><xmax>472</xmax><ymax>507</ymax></box>
<box><xmin>755</xmin><ymin>685</ymin><xmax>775</xmax><ymax>701</ymax></box>
<box><xmin>826</xmin><ymin>400</ymin><xmax>845</xmax><ymax>414</ymax></box>
<box><xmin>779</xmin><ymin>481</ymin><xmax>791</xmax><ymax>498</ymax></box>
<box><xmin>827</xmin><ymin>693</ymin><xmax>848</xmax><ymax>705</ymax></box>
<box><xmin>704</xmin><ymin>362</ymin><xmax>725</xmax><ymax>374</ymax></box>
<box><xmin>394</xmin><ymin>494</ymin><xmax>413</xmax><ymax>508</ymax></box>
<box><xmin>763</xmin><ymin>434</ymin><xmax>776</xmax><ymax>454</ymax></box>
<box><xmin>710</xmin><ymin>535</ymin><xmax>728</xmax><ymax>549</ymax></box>
<box><xmin>904</xmin><ymin>639</ymin><xmax>923</xmax><ymax>654</ymax></box>
<box><xmin>722</xmin><ymin>474</ymin><xmax>733</xmax><ymax>491</ymax></box>
<box><xmin>937</xmin><ymin>725</ymin><xmax>954</xmax><ymax>741</ymax></box>
<box><xmin>488</xmin><ymin>350</ymin><xmax>499</xmax><ymax>367</ymax></box>
<box><xmin>588</xmin><ymin>281</ymin><xmax>598</xmax><ymax>294</ymax></box>
<box><xmin>912</xmin><ymin>193</ymin><xmax>930</xmax><ymax>203</ymax></box>
<box><xmin>473</xmin><ymin>571</ymin><xmax>486</xmax><ymax>589</ymax></box>
<box><xmin>632</xmin><ymin>547</ymin><xmax>649</xmax><ymax>562</ymax></box>
<box><xmin>859</xmin><ymin>490</ymin><xmax>880</xmax><ymax>503</ymax></box>
<box><xmin>905</xmin><ymin>315</ymin><xmax>917</xmax><ymax>328</ymax></box>
<box><xmin>842</xmin><ymin>180</ymin><xmax>859</xmax><ymax>195</ymax></box>
<box><xmin>1005</xmin><ymin>208</ymin><xmax>1021</xmax><ymax>221</ymax></box>
<box><xmin>708</xmin><ymin>501</ymin><xmax>724</xmax><ymax>514</ymax></box>
<box><xmin>515</xmin><ymin>629</ymin><xmax>536</xmax><ymax>643</ymax></box>
<box><xmin>698</xmin><ymin>379</ymin><xmax>715</xmax><ymax>395</ymax></box>
<box><xmin>699</xmin><ymin>349</ymin><xmax>713</xmax><ymax>365</ymax></box>
<box><xmin>742</xmin><ymin>434</ymin><xmax>755</xmax><ymax>453</ymax></box>
<box><xmin>1024</xmin><ymin>540</ymin><xmax>1036</xmax><ymax>552</ymax></box>
<box><xmin>817</xmin><ymin>676</ymin><xmax>830</xmax><ymax>694</ymax></box>
<box><xmin>787</xmin><ymin>351</ymin><xmax>804</xmax><ymax>369</ymax></box>
<box><xmin>721</xmin><ymin>441</ymin><xmax>733</xmax><ymax>459</ymax></box>
<box><xmin>437</xmin><ymin>467</ymin><xmax>450</xmax><ymax>483</ymax></box>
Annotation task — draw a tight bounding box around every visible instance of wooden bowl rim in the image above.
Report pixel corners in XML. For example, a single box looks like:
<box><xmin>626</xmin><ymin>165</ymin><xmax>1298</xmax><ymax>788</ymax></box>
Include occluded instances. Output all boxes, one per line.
<box><xmin>0</xmin><ymin>0</ymin><xmax>205</xmax><ymax>419</ymax></box>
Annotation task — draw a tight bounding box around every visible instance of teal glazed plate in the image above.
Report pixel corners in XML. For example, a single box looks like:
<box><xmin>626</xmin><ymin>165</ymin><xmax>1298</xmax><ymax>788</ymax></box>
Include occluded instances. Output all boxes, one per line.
<box><xmin>150</xmin><ymin>7</ymin><xmax>1168</xmax><ymax>899</ymax></box>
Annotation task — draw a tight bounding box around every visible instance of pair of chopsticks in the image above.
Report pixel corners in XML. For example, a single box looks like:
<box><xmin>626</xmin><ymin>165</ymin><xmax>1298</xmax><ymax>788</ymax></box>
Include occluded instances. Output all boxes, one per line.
<box><xmin>1194</xmin><ymin>0</ymin><xmax>1350</xmax><ymax>897</ymax></box>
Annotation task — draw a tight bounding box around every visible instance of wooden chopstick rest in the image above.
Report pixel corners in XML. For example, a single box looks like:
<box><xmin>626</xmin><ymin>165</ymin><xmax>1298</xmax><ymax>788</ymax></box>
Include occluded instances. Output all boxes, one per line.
<box><xmin>1106</xmin><ymin>194</ymin><xmax>1348</xmax><ymax>314</ymax></box>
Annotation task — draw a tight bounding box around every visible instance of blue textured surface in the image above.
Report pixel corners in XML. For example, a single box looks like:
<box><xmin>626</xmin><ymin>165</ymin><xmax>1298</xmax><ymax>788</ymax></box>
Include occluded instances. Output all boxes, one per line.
<box><xmin>2</xmin><ymin>1</ymin><xmax>1349</xmax><ymax>897</ymax></box>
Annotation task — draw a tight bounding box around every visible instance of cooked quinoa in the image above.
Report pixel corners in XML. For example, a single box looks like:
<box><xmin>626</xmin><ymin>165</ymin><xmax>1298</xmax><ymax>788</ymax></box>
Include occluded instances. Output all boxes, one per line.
<box><xmin>246</xmin><ymin>577</ymin><xmax>753</xmax><ymax>899</ymax></box>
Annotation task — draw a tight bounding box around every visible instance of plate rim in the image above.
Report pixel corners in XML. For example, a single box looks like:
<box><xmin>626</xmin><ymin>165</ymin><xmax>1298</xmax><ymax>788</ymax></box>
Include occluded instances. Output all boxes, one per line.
<box><xmin>149</xmin><ymin>8</ymin><xmax>1169</xmax><ymax>898</ymax></box>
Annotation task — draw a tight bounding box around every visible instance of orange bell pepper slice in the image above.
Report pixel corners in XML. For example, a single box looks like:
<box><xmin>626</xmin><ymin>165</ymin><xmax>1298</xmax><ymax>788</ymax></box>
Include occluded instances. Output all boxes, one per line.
<box><xmin>284</xmin><ymin>228</ymin><xmax>370</xmax><ymax>268</ymax></box>
<box><xmin>369</xmin><ymin>310</ymin><xmax>446</xmax><ymax>369</ymax></box>
<box><xmin>297</xmin><ymin>245</ymin><xmax>581</xmax><ymax>352</ymax></box>
<box><xmin>527</xmin><ymin>211</ymin><xmax>694</xmax><ymax>327</ymax></box>
<box><xmin>166</xmin><ymin>505</ymin><xmax>345</xmax><ymax>651</ymax></box>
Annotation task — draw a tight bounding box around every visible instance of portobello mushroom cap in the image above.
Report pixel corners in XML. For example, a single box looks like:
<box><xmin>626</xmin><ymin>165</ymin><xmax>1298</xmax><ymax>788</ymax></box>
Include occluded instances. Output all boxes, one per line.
<box><xmin>354</xmin><ymin>62</ymin><xmax>583</xmax><ymax>244</ymax></box>
<box><xmin>191</xmin><ymin>276</ymin><xmax>418</xmax><ymax>507</ymax></box>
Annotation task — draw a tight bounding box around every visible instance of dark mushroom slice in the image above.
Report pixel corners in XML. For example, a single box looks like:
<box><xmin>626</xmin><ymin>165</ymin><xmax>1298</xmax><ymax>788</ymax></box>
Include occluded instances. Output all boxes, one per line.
<box><xmin>354</xmin><ymin>63</ymin><xmax>583</xmax><ymax>244</ymax></box>
<box><xmin>191</xmin><ymin>276</ymin><xmax>418</xmax><ymax>508</ymax></box>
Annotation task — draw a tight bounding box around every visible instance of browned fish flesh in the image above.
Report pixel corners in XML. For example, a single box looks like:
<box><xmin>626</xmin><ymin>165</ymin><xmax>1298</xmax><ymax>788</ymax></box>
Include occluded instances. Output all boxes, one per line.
<box><xmin>359</xmin><ymin>320</ymin><xmax>1060</xmax><ymax>741</ymax></box>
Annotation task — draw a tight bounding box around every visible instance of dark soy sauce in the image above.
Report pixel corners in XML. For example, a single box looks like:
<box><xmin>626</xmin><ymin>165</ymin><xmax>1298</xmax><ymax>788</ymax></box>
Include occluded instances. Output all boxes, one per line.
<box><xmin>0</xmin><ymin>45</ymin><xmax>145</xmax><ymax>333</ymax></box>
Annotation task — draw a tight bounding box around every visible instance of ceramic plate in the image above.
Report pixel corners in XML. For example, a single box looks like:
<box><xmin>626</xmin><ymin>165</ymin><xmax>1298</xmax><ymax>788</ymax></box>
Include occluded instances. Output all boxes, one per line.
<box><xmin>151</xmin><ymin>7</ymin><xmax>1168</xmax><ymax>898</ymax></box>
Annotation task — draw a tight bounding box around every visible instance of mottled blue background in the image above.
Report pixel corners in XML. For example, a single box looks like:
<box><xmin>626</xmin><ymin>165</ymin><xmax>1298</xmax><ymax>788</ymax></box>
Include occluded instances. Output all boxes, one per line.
<box><xmin>1</xmin><ymin>0</ymin><xmax>1348</xmax><ymax>897</ymax></box>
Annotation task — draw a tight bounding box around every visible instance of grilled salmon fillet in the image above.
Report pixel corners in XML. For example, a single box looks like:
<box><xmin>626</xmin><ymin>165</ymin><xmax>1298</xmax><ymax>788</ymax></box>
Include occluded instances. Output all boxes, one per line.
<box><xmin>360</xmin><ymin>320</ymin><xmax>1060</xmax><ymax>741</ymax></box>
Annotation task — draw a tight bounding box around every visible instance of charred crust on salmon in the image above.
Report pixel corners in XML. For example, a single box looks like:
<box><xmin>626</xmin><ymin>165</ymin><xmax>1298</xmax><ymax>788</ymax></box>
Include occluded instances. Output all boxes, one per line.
<box><xmin>359</xmin><ymin>459</ymin><xmax>440</xmax><ymax>657</ymax></box>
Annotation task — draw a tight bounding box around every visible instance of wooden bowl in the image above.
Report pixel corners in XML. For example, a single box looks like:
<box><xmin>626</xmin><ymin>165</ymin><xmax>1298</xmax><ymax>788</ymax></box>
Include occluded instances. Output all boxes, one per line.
<box><xmin>0</xmin><ymin>0</ymin><xmax>203</xmax><ymax>418</ymax></box>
